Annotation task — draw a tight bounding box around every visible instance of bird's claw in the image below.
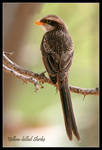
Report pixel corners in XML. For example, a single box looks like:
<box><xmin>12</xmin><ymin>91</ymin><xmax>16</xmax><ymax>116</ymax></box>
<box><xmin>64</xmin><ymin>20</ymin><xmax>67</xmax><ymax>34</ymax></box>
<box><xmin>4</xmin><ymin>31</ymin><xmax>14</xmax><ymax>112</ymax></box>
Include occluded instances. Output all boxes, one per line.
<box><xmin>39</xmin><ymin>71</ymin><xmax>46</xmax><ymax>77</ymax></box>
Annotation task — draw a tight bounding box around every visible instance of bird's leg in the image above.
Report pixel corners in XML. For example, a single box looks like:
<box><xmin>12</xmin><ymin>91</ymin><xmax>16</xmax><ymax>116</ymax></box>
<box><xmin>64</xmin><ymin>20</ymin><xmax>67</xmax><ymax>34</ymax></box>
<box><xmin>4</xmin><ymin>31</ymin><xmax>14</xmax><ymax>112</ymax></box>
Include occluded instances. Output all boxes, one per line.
<box><xmin>39</xmin><ymin>71</ymin><xmax>47</xmax><ymax>88</ymax></box>
<box><xmin>39</xmin><ymin>70</ymin><xmax>46</xmax><ymax>76</ymax></box>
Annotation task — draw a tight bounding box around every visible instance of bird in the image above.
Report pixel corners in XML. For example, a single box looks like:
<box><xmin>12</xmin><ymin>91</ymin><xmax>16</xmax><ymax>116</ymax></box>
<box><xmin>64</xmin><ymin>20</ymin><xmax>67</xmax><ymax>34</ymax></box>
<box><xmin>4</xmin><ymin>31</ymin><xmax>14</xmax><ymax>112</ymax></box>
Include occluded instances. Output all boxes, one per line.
<box><xmin>34</xmin><ymin>14</ymin><xmax>80</xmax><ymax>141</ymax></box>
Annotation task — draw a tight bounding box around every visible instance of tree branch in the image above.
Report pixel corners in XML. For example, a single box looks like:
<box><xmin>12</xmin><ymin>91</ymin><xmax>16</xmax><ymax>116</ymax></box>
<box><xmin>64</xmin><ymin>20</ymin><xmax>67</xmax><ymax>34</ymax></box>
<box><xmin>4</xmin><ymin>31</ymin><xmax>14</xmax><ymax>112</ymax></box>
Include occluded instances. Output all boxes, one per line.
<box><xmin>3</xmin><ymin>52</ymin><xmax>99</xmax><ymax>96</ymax></box>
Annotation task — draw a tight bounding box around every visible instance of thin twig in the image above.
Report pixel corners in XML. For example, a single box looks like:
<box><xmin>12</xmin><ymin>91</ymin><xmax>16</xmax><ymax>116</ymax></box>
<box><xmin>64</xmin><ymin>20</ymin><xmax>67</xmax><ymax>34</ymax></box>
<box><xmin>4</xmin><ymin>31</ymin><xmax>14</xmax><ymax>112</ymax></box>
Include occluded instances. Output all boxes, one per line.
<box><xmin>3</xmin><ymin>64</ymin><xmax>39</xmax><ymax>91</ymax></box>
<box><xmin>3</xmin><ymin>52</ymin><xmax>51</xmax><ymax>85</ymax></box>
<box><xmin>69</xmin><ymin>86</ymin><xmax>99</xmax><ymax>95</ymax></box>
<box><xmin>3</xmin><ymin>51</ymin><xmax>99</xmax><ymax>95</ymax></box>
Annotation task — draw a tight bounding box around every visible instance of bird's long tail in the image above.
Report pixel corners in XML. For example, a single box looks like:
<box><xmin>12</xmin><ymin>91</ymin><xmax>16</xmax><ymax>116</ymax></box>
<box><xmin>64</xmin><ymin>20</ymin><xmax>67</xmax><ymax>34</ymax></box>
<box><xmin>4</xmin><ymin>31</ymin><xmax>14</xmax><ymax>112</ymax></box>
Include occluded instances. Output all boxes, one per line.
<box><xmin>57</xmin><ymin>73</ymin><xmax>80</xmax><ymax>141</ymax></box>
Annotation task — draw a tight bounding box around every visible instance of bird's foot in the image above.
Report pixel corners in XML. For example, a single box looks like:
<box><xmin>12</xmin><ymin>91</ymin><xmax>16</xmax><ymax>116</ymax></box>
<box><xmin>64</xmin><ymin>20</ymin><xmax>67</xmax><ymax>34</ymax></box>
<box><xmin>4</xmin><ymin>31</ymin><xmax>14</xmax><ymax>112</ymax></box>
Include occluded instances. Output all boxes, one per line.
<box><xmin>39</xmin><ymin>71</ymin><xmax>47</xmax><ymax>88</ymax></box>
<box><xmin>39</xmin><ymin>71</ymin><xmax>46</xmax><ymax>77</ymax></box>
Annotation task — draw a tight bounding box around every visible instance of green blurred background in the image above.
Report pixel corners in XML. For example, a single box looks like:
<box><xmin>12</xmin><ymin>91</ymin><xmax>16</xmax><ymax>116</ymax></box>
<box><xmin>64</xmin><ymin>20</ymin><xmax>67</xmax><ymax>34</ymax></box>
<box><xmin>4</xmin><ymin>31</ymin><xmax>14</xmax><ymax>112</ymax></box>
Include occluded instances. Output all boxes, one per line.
<box><xmin>3</xmin><ymin>3</ymin><xmax>99</xmax><ymax>147</ymax></box>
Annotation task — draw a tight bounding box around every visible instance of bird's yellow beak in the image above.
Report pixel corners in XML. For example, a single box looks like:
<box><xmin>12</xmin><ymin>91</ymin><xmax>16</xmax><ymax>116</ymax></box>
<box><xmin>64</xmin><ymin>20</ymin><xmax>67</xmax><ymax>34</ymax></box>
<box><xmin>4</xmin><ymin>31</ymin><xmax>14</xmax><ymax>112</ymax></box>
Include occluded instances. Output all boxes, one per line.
<box><xmin>34</xmin><ymin>20</ymin><xmax>44</xmax><ymax>26</ymax></box>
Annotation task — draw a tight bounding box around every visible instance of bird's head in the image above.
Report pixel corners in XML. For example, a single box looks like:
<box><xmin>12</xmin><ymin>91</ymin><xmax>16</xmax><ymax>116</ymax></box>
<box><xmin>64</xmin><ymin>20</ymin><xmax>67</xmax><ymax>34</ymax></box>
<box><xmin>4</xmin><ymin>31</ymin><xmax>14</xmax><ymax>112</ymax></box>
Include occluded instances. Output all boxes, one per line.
<box><xmin>34</xmin><ymin>15</ymin><xmax>68</xmax><ymax>32</ymax></box>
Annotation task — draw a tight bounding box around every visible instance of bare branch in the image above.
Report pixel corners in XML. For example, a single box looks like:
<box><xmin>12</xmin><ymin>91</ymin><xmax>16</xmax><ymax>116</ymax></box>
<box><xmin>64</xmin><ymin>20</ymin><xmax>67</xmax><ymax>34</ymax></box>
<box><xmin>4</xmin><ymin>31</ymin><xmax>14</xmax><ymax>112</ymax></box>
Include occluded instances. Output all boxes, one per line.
<box><xmin>3</xmin><ymin>64</ymin><xmax>39</xmax><ymax>91</ymax></box>
<box><xmin>3</xmin><ymin>52</ymin><xmax>99</xmax><ymax>96</ymax></box>
<box><xmin>69</xmin><ymin>86</ymin><xmax>99</xmax><ymax>95</ymax></box>
<box><xmin>3</xmin><ymin>52</ymin><xmax>51</xmax><ymax>85</ymax></box>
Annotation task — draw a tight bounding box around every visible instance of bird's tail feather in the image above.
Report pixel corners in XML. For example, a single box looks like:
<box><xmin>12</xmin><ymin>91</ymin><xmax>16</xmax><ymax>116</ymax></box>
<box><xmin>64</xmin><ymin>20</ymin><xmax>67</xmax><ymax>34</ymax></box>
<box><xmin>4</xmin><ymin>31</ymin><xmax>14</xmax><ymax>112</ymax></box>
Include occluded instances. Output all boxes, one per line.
<box><xmin>57</xmin><ymin>73</ymin><xmax>80</xmax><ymax>141</ymax></box>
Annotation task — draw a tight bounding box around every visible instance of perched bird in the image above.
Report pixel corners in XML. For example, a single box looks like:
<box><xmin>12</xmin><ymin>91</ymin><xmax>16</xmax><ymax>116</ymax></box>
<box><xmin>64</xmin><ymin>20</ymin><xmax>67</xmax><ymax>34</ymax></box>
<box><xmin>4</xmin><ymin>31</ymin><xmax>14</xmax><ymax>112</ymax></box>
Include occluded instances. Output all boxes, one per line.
<box><xmin>34</xmin><ymin>15</ymin><xmax>80</xmax><ymax>141</ymax></box>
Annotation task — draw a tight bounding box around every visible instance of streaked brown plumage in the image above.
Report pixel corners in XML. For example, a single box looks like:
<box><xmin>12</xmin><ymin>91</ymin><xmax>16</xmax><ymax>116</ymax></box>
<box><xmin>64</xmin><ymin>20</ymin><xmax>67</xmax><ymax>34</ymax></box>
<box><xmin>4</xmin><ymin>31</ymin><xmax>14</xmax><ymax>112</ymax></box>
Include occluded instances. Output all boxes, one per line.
<box><xmin>35</xmin><ymin>15</ymin><xmax>80</xmax><ymax>141</ymax></box>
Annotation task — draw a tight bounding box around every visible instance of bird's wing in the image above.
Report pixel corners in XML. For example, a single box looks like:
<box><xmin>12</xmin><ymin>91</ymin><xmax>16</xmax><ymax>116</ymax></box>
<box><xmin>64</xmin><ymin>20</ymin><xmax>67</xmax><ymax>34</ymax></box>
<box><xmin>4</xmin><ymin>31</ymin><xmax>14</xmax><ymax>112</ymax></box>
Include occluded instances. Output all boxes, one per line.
<box><xmin>60</xmin><ymin>49</ymin><xmax>73</xmax><ymax>73</ymax></box>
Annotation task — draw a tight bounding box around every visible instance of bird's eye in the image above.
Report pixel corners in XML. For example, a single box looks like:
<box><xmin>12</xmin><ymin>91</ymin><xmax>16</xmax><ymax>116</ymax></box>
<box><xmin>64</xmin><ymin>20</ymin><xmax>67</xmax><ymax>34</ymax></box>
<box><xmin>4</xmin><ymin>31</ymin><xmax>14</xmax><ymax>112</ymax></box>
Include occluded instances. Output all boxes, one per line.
<box><xmin>47</xmin><ymin>20</ymin><xmax>51</xmax><ymax>24</ymax></box>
